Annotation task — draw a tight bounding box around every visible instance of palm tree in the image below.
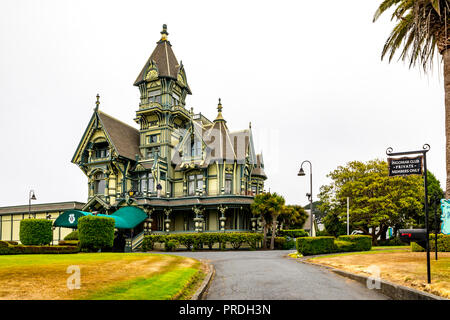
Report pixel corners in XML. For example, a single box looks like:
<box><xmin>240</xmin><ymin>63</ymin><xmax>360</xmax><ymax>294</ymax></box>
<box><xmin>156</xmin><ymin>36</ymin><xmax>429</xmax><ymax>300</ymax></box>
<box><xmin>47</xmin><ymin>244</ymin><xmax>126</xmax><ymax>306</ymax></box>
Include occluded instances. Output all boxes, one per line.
<box><xmin>251</xmin><ymin>192</ymin><xmax>272</xmax><ymax>249</ymax></box>
<box><xmin>267</xmin><ymin>193</ymin><xmax>286</xmax><ymax>250</ymax></box>
<box><xmin>251</xmin><ymin>192</ymin><xmax>285</xmax><ymax>249</ymax></box>
<box><xmin>373</xmin><ymin>0</ymin><xmax>450</xmax><ymax>196</ymax></box>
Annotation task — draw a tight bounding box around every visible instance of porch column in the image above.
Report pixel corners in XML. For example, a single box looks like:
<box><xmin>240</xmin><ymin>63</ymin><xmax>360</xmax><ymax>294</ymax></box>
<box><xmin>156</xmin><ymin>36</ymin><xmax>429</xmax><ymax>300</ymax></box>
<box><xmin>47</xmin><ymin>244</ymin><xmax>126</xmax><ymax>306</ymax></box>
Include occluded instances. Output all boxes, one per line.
<box><xmin>218</xmin><ymin>205</ymin><xmax>228</xmax><ymax>232</ymax></box>
<box><xmin>193</xmin><ymin>206</ymin><xmax>204</xmax><ymax>232</ymax></box>
<box><xmin>164</xmin><ymin>208</ymin><xmax>172</xmax><ymax>233</ymax></box>
<box><xmin>144</xmin><ymin>207</ymin><xmax>154</xmax><ymax>235</ymax></box>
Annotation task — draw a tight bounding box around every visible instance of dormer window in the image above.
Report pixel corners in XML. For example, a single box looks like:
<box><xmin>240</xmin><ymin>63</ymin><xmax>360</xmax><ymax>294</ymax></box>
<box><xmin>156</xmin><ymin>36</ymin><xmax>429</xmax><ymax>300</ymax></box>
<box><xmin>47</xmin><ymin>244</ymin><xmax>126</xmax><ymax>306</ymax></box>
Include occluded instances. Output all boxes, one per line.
<box><xmin>93</xmin><ymin>142</ymin><xmax>109</xmax><ymax>159</ymax></box>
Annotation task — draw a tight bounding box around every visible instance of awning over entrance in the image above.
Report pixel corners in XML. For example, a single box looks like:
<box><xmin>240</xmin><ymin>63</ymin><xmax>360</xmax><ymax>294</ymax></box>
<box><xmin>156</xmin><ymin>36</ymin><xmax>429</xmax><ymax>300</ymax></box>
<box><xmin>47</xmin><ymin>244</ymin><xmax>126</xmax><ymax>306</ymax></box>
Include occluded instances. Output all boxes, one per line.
<box><xmin>53</xmin><ymin>206</ymin><xmax>147</xmax><ymax>229</ymax></box>
<box><xmin>100</xmin><ymin>206</ymin><xmax>147</xmax><ymax>229</ymax></box>
<box><xmin>53</xmin><ymin>210</ymin><xmax>92</xmax><ymax>228</ymax></box>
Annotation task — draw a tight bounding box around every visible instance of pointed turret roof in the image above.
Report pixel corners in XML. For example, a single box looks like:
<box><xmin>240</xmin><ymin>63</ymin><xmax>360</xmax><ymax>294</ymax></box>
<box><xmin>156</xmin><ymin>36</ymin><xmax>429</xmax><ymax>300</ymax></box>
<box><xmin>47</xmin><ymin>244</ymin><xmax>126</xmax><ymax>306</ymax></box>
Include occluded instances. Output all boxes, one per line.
<box><xmin>204</xmin><ymin>99</ymin><xmax>235</xmax><ymax>161</ymax></box>
<box><xmin>134</xmin><ymin>24</ymin><xmax>190</xmax><ymax>94</ymax></box>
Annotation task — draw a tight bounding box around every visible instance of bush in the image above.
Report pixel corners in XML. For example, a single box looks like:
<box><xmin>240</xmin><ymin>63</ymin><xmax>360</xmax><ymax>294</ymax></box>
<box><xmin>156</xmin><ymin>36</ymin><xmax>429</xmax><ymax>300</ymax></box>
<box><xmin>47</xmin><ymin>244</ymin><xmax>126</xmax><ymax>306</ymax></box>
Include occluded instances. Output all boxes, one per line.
<box><xmin>0</xmin><ymin>243</ymin><xmax>79</xmax><ymax>255</ymax></box>
<box><xmin>19</xmin><ymin>219</ymin><xmax>53</xmax><ymax>245</ymax></box>
<box><xmin>337</xmin><ymin>235</ymin><xmax>372</xmax><ymax>251</ymax></box>
<box><xmin>411</xmin><ymin>234</ymin><xmax>450</xmax><ymax>252</ymax></box>
<box><xmin>334</xmin><ymin>240</ymin><xmax>355</xmax><ymax>252</ymax></box>
<box><xmin>58</xmin><ymin>240</ymin><xmax>80</xmax><ymax>246</ymax></box>
<box><xmin>246</xmin><ymin>233</ymin><xmax>263</xmax><ymax>250</ymax></box>
<box><xmin>228</xmin><ymin>233</ymin><xmax>246</xmax><ymax>249</ymax></box>
<box><xmin>278</xmin><ymin>229</ymin><xmax>309</xmax><ymax>238</ymax></box>
<box><xmin>64</xmin><ymin>231</ymin><xmax>79</xmax><ymax>240</ymax></box>
<box><xmin>142</xmin><ymin>232</ymin><xmax>264</xmax><ymax>251</ymax></box>
<box><xmin>78</xmin><ymin>216</ymin><xmax>115</xmax><ymax>252</ymax></box>
<box><xmin>165</xmin><ymin>240</ymin><xmax>179</xmax><ymax>252</ymax></box>
<box><xmin>296</xmin><ymin>237</ymin><xmax>336</xmax><ymax>256</ymax></box>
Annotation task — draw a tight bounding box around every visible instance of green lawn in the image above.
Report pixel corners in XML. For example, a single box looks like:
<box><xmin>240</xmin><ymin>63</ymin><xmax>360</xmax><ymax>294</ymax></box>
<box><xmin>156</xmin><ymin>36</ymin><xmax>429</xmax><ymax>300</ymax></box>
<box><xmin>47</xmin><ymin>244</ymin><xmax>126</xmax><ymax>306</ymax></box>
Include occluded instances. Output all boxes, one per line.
<box><xmin>0</xmin><ymin>253</ymin><xmax>205</xmax><ymax>300</ymax></box>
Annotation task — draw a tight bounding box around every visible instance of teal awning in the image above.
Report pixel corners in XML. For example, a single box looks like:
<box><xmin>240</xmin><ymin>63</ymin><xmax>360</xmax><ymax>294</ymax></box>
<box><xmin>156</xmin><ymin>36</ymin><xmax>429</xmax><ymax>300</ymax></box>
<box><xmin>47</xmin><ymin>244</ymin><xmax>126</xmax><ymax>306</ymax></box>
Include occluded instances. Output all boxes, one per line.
<box><xmin>53</xmin><ymin>210</ymin><xmax>92</xmax><ymax>228</ymax></box>
<box><xmin>53</xmin><ymin>207</ymin><xmax>147</xmax><ymax>230</ymax></box>
<box><xmin>98</xmin><ymin>206</ymin><xmax>147</xmax><ymax>229</ymax></box>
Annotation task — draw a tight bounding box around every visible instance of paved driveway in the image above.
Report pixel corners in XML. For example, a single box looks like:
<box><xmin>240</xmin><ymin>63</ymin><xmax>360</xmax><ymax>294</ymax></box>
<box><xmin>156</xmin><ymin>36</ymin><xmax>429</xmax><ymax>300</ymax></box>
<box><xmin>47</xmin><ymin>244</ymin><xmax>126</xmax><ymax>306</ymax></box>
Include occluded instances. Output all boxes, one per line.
<box><xmin>166</xmin><ymin>250</ymin><xmax>388</xmax><ymax>300</ymax></box>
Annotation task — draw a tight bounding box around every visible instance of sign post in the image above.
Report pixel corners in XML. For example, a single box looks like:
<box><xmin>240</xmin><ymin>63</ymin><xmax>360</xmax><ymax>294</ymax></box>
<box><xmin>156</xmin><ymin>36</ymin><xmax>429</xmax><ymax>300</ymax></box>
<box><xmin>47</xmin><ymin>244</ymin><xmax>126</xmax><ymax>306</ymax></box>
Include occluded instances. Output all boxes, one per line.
<box><xmin>386</xmin><ymin>144</ymin><xmax>431</xmax><ymax>284</ymax></box>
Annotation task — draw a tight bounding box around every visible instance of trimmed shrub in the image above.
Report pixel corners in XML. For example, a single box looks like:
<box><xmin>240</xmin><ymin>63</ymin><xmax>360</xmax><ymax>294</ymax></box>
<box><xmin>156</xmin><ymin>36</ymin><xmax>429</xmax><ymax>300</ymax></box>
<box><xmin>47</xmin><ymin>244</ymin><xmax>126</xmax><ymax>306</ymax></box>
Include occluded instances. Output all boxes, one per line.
<box><xmin>58</xmin><ymin>240</ymin><xmax>80</xmax><ymax>246</ymax></box>
<box><xmin>228</xmin><ymin>233</ymin><xmax>246</xmax><ymax>249</ymax></box>
<box><xmin>64</xmin><ymin>231</ymin><xmax>79</xmax><ymax>240</ymax></box>
<box><xmin>334</xmin><ymin>240</ymin><xmax>355</xmax><ymax>252</ymax></box>
<box><xmin>19</xmin><ymin>219</ymin><xmax>53</xmax><ymax>245</ymax></box>
<box><xmin>411</xmin><ymin>234</ymin><xmax>450</xmax><ymax>252</ymax></box>
<box><xmin>78</xmin><ymin>216</ymin><xmax>115</xmax><ymax>252</ymax></box>
<box><xmin>337</xmin><ymin>235</ymin><xmax>372</xmax><ymax>251</ymax></box>
<box><xmin>278</xmin><ymin>229</ymin><xmax>309</xmax><ymax>238</ymax></box>
<box><xmin>296</xmin><ymin>236</ymin><xmax>336</xmax><ymax>256</ymax></box>
<box><xmin>246</xmin><ymin>233</ymin><xmax>264</xmax><ymax>250</ymax></box>
<box><xmin>0</xmin><ymin>244</ymin><xmax>79</xmax><ymax>255</ymax></box>
<box><xmin>165</xmin><ymin>240</ymin><xmax>179</xmax><ymax>252</ymax></box>
<box><xmin>141</xmin><ymin>232</ymin><xmax>264</xmax><ymax>251</ymax></box>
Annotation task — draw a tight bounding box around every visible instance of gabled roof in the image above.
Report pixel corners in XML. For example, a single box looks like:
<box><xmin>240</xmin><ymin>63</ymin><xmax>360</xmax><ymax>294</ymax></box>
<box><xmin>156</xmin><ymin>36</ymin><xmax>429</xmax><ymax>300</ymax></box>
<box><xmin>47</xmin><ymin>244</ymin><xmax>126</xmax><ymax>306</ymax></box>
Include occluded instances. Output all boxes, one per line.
<box><xmin>72</xmin><ymin>109</ymin><xmax>141</xmax><ymax>163</ymax></box>
<box><xmin>97</xmin><ymin>111</ymin><xmax>140</xmax><ymax>161</ymax></box>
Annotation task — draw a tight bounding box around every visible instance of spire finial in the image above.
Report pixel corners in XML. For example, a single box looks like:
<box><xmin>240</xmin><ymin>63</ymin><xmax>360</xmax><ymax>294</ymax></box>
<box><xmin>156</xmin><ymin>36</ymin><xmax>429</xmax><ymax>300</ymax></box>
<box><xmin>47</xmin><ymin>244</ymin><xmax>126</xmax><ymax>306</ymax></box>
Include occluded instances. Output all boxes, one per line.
<box><xmin>217</xmin><ymin>98</ymin><xmax>222</xmax><ymax>113</ymax></box>
<box><xmin>160</xmin><ymin>24</ymin><xmax>169</xmax><ymax>41</ymax></box>
<box><xmin>95</xmin><ymin>94</ymin><xmax>100</xmax><ymax>111</ymax></box>
<box><xmin>214</xmin><ymin>98</ymin><xmax>225</xmax><ymax>122</ymax></box>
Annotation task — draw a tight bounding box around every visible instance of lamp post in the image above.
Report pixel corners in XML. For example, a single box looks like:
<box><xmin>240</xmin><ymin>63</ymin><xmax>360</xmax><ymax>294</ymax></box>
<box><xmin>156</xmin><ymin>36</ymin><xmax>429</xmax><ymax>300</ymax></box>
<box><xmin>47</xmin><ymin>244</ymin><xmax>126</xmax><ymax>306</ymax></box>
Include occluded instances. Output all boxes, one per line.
<box><xmin>298</xmin><ymin>161</ymin><xmax>313</xmax><ymax>236</ymax></box>
<box><xmin>28</xmin><ymin>190</ymin><xmax>37</xmax><ymax>218</ymax></box>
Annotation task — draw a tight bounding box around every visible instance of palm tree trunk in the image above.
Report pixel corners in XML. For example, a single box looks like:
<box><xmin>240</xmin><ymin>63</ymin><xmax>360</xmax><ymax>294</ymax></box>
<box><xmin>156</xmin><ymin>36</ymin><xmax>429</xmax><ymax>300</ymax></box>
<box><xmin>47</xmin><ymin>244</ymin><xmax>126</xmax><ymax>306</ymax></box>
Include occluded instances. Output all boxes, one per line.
<box><xmin>262</xmin><ymin>217</ymin><xmax>268</xmax><ymax>249</ymax></box>
<box><xmin>445</xmin><ymin>49</ymin><xmax>450</xmax><ymax>198</ymax></box>
<box><xmin>270</xmin><ymin>219</ymin><xmax>277</xmax><ymax>250</ymax></box>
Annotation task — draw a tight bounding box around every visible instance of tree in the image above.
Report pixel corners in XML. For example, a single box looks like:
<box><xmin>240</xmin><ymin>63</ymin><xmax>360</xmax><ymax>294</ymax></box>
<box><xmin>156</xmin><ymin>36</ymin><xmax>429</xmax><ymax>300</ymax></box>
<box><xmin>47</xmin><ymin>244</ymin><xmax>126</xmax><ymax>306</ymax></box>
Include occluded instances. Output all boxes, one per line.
<box><xmin>318</xmin><ymin>159</ymin><xmax>425</xmax><ymax>244</ymax></box>
<box><xmin>279</xmin><ymin>205</ymin><xmax>308</xmax><ymax>230</ymax></box>
<box><xmin>373</xmin><ymin>0</ymin><xmax>450</xmax><ymax>197</ymax></box>
<box><xmin>251</xmin><ymin>192</ymin><xmax>273</xmax><ymax>249</ymax></box>
<box><xmin>251</xmin><ymin>192</ymin><xmax>285</xmax><ymax>250</ymax></box>
<box><xmin>304</xmin><ymin>200</ymin><xmax>326</xmax><ymax>224</ymax></box>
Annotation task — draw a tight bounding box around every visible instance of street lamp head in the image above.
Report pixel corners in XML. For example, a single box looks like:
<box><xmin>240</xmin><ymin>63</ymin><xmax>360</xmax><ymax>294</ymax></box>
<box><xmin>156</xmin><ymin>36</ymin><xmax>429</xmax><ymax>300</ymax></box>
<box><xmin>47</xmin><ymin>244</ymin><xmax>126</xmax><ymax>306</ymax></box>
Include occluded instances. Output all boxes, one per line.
<box><xmin>30</xmin><ymin>190</ymin><xmax>36</xmax><ymax>200</ymax></box>
<box><xmin>297</xmin><ymin>167</ymin><xmax>305</xmax><ymax>176</ymax></box>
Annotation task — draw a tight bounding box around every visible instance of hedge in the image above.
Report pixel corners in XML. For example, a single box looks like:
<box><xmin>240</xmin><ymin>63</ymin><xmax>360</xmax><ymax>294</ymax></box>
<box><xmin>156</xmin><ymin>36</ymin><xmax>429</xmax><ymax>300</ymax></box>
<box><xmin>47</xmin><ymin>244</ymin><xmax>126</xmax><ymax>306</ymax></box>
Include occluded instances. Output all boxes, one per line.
<box><xmin>296</xmin><ymin>237</ymin><xmax>336</xmax><ymax>256</ymax></box>
<box><xmin>296</xmin><ymin>235</ymin><xmax>372</xmax><ymax>256</ymax></box>
<box><xmin>19</xmin><ymin>219</ymin><xmax>53</xmax><ymax>245</ymax></box>
<box><xmin>64</xmin><ymin>231</ymin><xmax>79</xmax><ymax>240</ymax></box>
<box><xmin>0</xmin><ymin>242</ymin><xmax>79</xmax><ymax>255</ymax></box>
<box><xmin>278</xmin><ymin>229</ymin><xmax>309</xmax><ymax>238</ymax></box>
<box><xmin>78</xmin><ymin>216</ymin><xmax>115</xmax><ymax>252</ymax></box>
<box><xmin>142</xmin><ymin>232</ymin><xmax>264</xmax><ymax>251</ymax></box>
<box><xmin>57</xmin><ymin>240</ymin><xmax>80</xmax><ymax>247</ymax></box>
<box><xmin>411</xmin><ymin>234</ymin><xmax>450</xmax><ymax>252</ymax></box>
<box><xmin>337</xmin><ymin>235</ymin><xmax>372</xmax><ymax>251</ymax></box>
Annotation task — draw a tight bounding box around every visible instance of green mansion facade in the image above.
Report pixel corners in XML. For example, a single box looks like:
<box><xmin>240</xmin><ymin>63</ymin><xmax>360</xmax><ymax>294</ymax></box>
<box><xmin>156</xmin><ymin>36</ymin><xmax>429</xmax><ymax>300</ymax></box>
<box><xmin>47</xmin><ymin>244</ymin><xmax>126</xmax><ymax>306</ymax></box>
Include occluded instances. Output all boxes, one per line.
<box><xmin>71</xmin><ymin>25</ymin><xmax>267</xmax><ymax>236</ymax></box>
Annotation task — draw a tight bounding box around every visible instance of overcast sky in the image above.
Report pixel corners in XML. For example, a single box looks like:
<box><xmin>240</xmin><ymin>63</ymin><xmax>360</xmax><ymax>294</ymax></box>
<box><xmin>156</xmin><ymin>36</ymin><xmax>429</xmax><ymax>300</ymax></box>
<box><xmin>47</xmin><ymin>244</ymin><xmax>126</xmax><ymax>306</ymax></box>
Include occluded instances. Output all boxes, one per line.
<box><xmin>0</xmin><ymin>0</ymin><xmax>445</xmax><ymax>207</ymax></box>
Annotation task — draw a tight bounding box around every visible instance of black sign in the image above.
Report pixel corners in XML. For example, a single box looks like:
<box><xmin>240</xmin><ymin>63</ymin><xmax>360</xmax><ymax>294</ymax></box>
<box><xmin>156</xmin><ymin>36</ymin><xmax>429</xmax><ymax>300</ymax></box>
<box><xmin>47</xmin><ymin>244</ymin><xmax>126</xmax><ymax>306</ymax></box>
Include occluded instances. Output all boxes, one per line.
<box><xmin>388</xmin><ymin>156</ymin><xmax>423</xmax><ymax>176</ymax></box>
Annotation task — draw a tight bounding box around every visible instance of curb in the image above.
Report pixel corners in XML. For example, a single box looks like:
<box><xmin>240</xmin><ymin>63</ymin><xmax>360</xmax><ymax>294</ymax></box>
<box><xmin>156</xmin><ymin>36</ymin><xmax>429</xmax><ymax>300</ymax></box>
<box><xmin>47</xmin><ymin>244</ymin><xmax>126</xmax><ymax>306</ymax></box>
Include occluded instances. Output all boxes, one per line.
<box><xmin>191</xmin><ymin>262</ymin><xmax>215</xmax><ymax>300</ymax></box>
<box><xmin>299</xmin><ymin>258</ymin><xmax>447</xmax><ymax>300</ymax></box>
